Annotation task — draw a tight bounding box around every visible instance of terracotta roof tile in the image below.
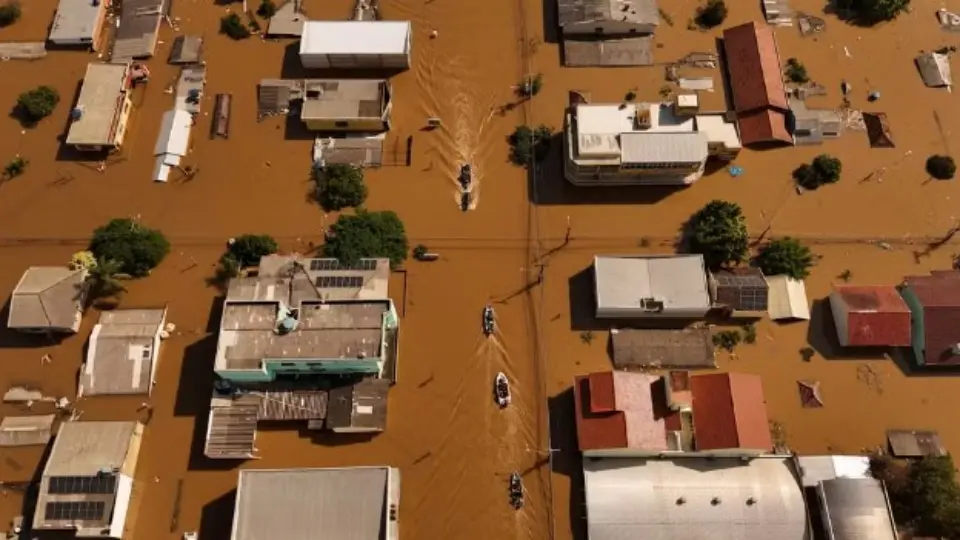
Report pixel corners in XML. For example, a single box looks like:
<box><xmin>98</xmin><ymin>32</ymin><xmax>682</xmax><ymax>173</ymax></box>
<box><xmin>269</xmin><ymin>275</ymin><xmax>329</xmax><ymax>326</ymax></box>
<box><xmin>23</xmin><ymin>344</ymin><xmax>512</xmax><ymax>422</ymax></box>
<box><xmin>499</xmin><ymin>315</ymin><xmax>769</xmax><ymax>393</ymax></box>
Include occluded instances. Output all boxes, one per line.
<box><xmin>722</xmin><ymin>22</ymin><xmax>789</xmax><ymax>113</ymax></box>
<box><xmin>574</xmin><ymin>372</ymin><xmax>676</xmax><ymax>452</ymax></box>
<box><xmin>690</xmin><ymin>373</ymin><xmax>772</xmax><ymax>451</ymax></box>
<box><xmin>903</xmin><ymin>272</ymin><xmax>960</xmax><ymax>365</ymax></box>
<box><xmin>736</xmin><ymin>108</ymin><xmax>792</xmax><ymax>146</ymax></box>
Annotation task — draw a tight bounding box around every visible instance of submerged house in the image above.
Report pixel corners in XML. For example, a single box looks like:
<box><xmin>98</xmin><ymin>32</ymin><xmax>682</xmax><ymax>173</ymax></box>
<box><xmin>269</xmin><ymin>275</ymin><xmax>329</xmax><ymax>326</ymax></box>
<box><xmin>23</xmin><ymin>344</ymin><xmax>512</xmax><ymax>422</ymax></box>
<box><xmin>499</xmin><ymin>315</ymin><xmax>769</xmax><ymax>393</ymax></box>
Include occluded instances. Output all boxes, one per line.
<box><xmin>300</xmin><ymin>79</ymin><xmax>392</xmax><ymax>132</ymax></box>
<box><xmin>66</xmin><ymin>63</ymin><xmax>135</xmax><ymax>153</ymax></box>
<box><xmin>709</xmin><ymin>268</ymin><xmax>769</xmax><ymax>317</ymax></box>
<box><xmin>111</xmin><ymin>0</ymin><xmax>166</xmax><ymax>61</ymax></box>
<box><xmin>722</xmin><ymin>22</ymin><xmax>792</xmax><ymax>146</ymax></box>
<box><xmin>563</xmin><ymin>102</ymin><xmax>709</xmax><ymax>186</ymax></box>
<box><xmin>574</xmin><ymin>371</ymin><xmax>773</xmax><ymax>457</ymax></box>
<box><xmin>79</xmin><ymin>308</ymin><xmax>168</xmax><ymax>396</ymax></box>
<box><xmin>900</xmin><ymin>271</ymin><xmax>960</xmax><ymax>366</ymax></box>
<box><xmin>205</xmin><ymin>255</ymin><xmax>399</xmax><ymax>459</ymax></box>
<box><xmin>48</xmin><ymin>0</ymin><xmax>111</xmax><ymax>51</ymax></box>
<box><xmin>916</xmin><ymin>52</ymin><xmax>952</xmax><ymax>88</ymax></box>
<box><xmin>7</xmin><ymin>267</ymin><xmax>87</xmax><ymax>334</ymax></box>
<box><xmin>557</xmin><ymin>0</ymin><xmax>660</xmax><ymax>66</ymax></box>
<box><xmin>593</xmin><ymin>255</ymin><xmax>711</xmax><ymax>318</ymax></box>
<box><xmin>829</xmin><ymin>285</ymin><xmax>911</xmax><ymax>347</ymax></box>
<box><xmin>299</xmin><ymin>21</ymin><xmax>412</xmax><ymax>70</ymax></box>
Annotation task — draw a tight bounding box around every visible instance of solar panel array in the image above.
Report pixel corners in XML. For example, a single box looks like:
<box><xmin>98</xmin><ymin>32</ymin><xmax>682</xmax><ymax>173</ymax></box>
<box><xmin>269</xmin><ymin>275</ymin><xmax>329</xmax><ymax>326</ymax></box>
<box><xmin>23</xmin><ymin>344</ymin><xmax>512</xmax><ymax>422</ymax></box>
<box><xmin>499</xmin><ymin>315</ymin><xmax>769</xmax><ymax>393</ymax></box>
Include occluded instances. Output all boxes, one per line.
<box><xmin>737</xmin><ymin>289</ymin><xmax>769</xmax><ymax>311</ymax></box>
<box><xmin>316</xmin><ymin>276</ymin><xmax>365</xmax><ymax>288</ymax></box>
<box><xmin>45</xmin><ymin>501</ymin><xmax>106</xmax><ymax>521</ymax></box>
<box><xmin>309</xmin><ymin>259</ymin><xmax>377</xmax><ymax>271</ymax></box>
<box><xmin>48</xmin><ymin>475</ymin><xmax>117</xmax><ymax>495</ymax></box>
<box><xmin>714</xmin><ymin>273</ymin><xmax>767</xmax><ymax>288</ymax></box>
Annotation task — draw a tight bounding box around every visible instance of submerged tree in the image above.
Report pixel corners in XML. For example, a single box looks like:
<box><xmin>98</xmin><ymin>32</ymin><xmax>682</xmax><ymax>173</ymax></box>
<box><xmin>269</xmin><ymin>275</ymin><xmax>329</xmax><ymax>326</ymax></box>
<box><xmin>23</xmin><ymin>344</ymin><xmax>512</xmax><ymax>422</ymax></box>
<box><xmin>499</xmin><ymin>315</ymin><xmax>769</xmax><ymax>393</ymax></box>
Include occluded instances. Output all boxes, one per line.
<box><xmin>927</xmin><ymin>155</ymin><xmax>956</xmax><ymax>180</ymax></box>
<box><xmin>508</xmin><ymin>125</ymin><xmax>554</xmax><ymax>166</ymax></box>
<box><xmin>872</xmin><ymin>454</ymin><xmax>960</xmax><ymax>536</ymax></box>
<box><xmin>3</xmin><ymin>156</ymin><xmax>27</xmax><ymax>179</ymax></box>
<box><xmin>840</xmin><ymin>0</ymin><xmax>910</xmax><ymax>24</ymax></box>
<box><xmin>793</xmin><ymin>154</ymin><xmax>842</xmax><ymax>190</ymax></box>
<box><xmin>228</xmin><ymin>234</ymin><xmax>279</xmax><ymax>268</ymax></box>
<box><xmin>516</xmin><ymin>74</ymin><xmax>543</xmax><ymax>99</ymax></box>
<box><xmin>686</xmin><ymin>200</ymin><xmax>749</xmax><ymax>270</ymax></box>
<box><xmin>755</xmin><ymin>237</ymin><xmax>814</xmax><ymax>279</ymax></box>
<box><xmin>0</xmin><ymin>1</ymin><xmax>21</xmax><ymax>27</ymax></box>
<box><xmin>85</xmin><ymin>258</ymin><xmax>126</xmax><ymax>302</ymax></box>
<box><xmin>314</xmin><ymin>164</ymin><xmax>367</xmax><ymax>211</ymax></box>
<box><xmin>323</xmin><ymin>209</ymin><xmax>409</xmax><ymax>268</ymax></box>
<box><xmin>784</xmin><ymin>58</ymin><xmax>809</xmax><ymax>84</ymax></box>
<box><xmin>695</xmin><ymin>0</ymin><xmax>727</xmax><ymax>28</ymax></box>
<box><xmin>89</xmin><ymin>219</ymin><xmax>170</xmax><ymax>277</ymax></box>
<box><xmin>256</xmin><ymin>0</ymin><xmax>277</xmax><ymax>18</ymax></box>
<box><xmin>16</xmin><ymin>86</ymin><xmax>60</xmax><ymax>124</ymax></box>
<box><xmin>220</xmin><ymin>13</ymin><xmax>251</xmax><ymax>39</ymax></box>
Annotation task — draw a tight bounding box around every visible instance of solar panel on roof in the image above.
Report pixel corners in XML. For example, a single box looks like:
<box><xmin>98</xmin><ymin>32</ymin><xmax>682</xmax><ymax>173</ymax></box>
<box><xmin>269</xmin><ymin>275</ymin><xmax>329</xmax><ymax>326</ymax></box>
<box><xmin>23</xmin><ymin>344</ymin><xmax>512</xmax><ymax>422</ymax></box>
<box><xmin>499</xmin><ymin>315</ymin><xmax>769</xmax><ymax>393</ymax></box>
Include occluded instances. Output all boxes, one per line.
<box><xmin>738</xmin><ymin>289</ymin><xmax>769</xmax><ymax>311</ymax></box>
<box><xmin>45</xmin><ymin>501</ymin><xmax>106</xmax><ymax>521</ymax></box>
<box><xmin>315</xmin><ymin>275</ymin><xmax>365</xmax><ymax>288</ymax></box>
<box><xmin>48</xmin><ymin>475</ymin><xmax>117</xmax><ymax>495</ymax></box>
<box><xmin>309</xmin><ymin>259</ymin><xmax>377</xmax><ymax>271</ymax></box>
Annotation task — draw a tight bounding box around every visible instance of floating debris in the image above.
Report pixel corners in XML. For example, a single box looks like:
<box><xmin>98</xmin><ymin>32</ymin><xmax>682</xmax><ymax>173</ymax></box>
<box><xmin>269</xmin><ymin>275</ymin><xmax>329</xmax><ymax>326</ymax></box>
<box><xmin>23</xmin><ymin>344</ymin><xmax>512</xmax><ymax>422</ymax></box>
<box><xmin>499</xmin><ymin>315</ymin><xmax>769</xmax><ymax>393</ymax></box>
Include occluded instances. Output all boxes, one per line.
<box><xmin>728</xmin><ymin>165</ymin><xmax>744</xmax><ymax>177</ymax></box>
<box><xmin>937</xmin><ymin>8</ymin><xmax>960</xmax><ymax>32</ymax></box>
<box><xmin>798</xmin><ymin>13</ymin><xmax>826</xmax><ymax>36</ymax></box>
<box><xmin>678</xmin><ymin>52</ymin><xmax>718</xmax><ymax>69</ymax></box>
<box><xmin>916</xmin><ymin>52</ymin><xmax>953</xmax><ymax>88</ymax></box>
<box><xmin>678</xmin><ymin>77</ymin><xmax>714</xmax><ymax>91</ymax></box>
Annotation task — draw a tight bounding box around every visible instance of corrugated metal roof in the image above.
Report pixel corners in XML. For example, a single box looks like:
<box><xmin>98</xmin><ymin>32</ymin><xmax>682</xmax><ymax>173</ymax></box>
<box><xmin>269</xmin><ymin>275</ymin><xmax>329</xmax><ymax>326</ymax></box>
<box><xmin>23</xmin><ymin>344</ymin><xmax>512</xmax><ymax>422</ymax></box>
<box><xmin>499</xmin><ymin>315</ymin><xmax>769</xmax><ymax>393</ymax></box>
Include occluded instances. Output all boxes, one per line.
<box><xmin>169</xmin><ymin>35</ymin><xmax>203</xmax><ymax>64</ymax></box>
<box><xmin>557</xmin><ymin>0</ymin><xmax>658</xmax><ymax>27</ymax></box>
<box><xmin>819</xmin><ymin>478</ymin><xmax>898</xmax><ymax>540</ymax></box>
<box><xmin>610</xmin><ymin>328</ymin><xmax>715</xmax><ymax>369</ymax></box>
<box><xmin>594</xmin><ymin>255</ymin><xmax>711</xmax><ymax>315</ymax></box>
<box><xmin>916</xmin><ymin>52</ymin><xmax>952</xmax><ymax>87</ymax></box>
<box><xmin>0</xmin><ymin>415</ymin><xmax>55</xmax><ymax>447</ymax></box>
<box><xmin>112</xmin><ymin>0</ymin><xmax>166</xmax><ymax>60</ymax></box>
<box><xmin>583</xmin><ymin>457</ymin><xmax>810</xmax><ymax>540</ymax></box>
<box><xmin>204</xmin><ymin>406</ymin><xmax>258</xmax><ymax>459</ymax></box>
<box><xmin>80</xmin><ymin>308</ymin><xmax>166</xmax><ymax>396</ymax></box>
<box><xmin>766</xmin><ymin>275</ymin><xmax>810</xmax><ymax>320</ymax></box>
<box><xmin>44</xmin><ymin>421</ymin><xmax>139</xmax><ymax>476</ymax></box>
<box><xmin>231</xmin><ymin>467</ymin><xmax>394</xmax><ymax>540</ymax></box>
<box><xmin>620</xmin><ymin>132</ymin><xmax>707</xmax><ymax>164</ymax></box>
<box><xmin>300</xmin><ymin>21</ymin><xmax>410</xmax><ymax>55</ymax></box>
<box><xmin>8</xmin><ymin>267</ymin><xmax>86</xmax><ymax>332</ymax></box>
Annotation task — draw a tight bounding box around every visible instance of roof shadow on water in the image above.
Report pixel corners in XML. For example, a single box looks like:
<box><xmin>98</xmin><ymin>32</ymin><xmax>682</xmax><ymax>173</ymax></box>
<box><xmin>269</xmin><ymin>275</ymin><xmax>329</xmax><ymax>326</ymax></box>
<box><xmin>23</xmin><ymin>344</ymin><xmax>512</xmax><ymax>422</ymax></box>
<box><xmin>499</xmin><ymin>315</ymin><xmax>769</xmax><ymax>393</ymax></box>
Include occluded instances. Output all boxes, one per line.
<box><xmin>548</xmin><ymin>388</ymin><xmax>588</xmax><ymax>540</ymax></box>
<box><xmin>528</xmin><ymin>134</ymin><xmax>682</xmax><ymax>206</ymax></box>
<box><xmin>199</xmin><ymin>489</ymin><xmax>237</xmax><ymax>540</ymax></box>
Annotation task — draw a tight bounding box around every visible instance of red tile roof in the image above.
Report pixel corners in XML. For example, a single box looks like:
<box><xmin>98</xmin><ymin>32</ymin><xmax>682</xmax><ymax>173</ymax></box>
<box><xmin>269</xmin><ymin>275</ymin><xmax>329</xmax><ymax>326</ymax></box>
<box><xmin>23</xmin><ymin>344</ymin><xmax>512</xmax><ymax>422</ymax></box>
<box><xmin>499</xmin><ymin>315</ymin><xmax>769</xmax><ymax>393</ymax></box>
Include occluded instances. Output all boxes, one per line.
<box><xmin>690</xmin><ymin>373</ymin><xmax>772</xmax><ymax>451</ymax></box>
<box><xmin>904</xmin><ymin>272</ymin><xmax>960</xmax><ymax>365</ymax></box>
<box><xmin>574</xmin><ymin>372</ymin><xmax>676</xmax><ymax>452</ymax></box>
<box><xmin>736</xmin><ymin>109</ymin><xmax>792</xmax><ymax>145</ymax></box>
<box><xmin>722</xmin><ymin>22</ymin><xmax>789</xmax><ymax>113</ymax></box>
<box><xmin>832</xmin><ymin>286</ymin><xmax>911</xmax><ymax>347</ymax></box>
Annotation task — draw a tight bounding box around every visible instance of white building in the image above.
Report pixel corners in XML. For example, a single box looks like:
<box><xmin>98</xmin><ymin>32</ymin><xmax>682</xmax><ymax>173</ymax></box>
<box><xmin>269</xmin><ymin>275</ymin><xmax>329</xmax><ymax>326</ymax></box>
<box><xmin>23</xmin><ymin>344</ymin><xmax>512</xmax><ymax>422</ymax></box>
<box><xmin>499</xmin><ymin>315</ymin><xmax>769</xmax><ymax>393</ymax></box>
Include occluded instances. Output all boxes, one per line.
<box><xmin>33</xmin><ymin>421</ymin><xmax>143</xmax><ymax>539</ymax></box>
<box><xmin>66</xmin><ymin>63</ymin><xmax>134</xmax><ymax>152</ymax></box>
<box><xmin>593</xmin><ymin>255</ymin><xmax>711</xmax><ymax>318</ymax></box>
<box><xmin>299</xmin><ymin>21</ymin><xmax>411</xmax><ymax>70</ymax></box>
<box><xmin>564</xmin><ymin>102</ymin><xmax>709</xmax><ymax>186</ymax></box>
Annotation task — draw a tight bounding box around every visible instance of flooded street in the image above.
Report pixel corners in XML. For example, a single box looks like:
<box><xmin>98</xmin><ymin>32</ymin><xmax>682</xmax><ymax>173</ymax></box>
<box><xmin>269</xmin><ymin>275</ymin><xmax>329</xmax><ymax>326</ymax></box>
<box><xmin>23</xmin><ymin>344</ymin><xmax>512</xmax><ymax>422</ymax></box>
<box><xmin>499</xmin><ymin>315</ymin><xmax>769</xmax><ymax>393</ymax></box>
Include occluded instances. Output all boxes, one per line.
<box><xmin>2</xmin><ymin>0</ymin><xmax>960</xmax><ymax>538</ymax></box>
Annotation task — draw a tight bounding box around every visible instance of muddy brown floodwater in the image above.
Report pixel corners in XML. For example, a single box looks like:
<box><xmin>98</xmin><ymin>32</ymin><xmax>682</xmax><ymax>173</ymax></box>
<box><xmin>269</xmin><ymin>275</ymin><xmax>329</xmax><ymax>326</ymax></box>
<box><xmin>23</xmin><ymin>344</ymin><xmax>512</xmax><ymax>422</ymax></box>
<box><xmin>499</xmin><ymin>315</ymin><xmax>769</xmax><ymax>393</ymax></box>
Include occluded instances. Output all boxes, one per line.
<box><xmin>2</xmin><ymin>0</ymin><xmax>960</xmax><ymax>538</ymax></box>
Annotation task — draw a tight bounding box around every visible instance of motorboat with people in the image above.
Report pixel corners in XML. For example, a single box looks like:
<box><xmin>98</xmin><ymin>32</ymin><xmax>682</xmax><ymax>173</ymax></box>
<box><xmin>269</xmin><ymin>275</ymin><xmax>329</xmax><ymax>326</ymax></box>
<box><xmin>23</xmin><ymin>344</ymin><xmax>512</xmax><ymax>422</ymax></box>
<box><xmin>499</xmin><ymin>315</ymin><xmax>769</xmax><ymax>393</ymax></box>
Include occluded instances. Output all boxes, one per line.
<box><xmin>458</xmin><ymin>164</ymin><xmax>473</xmax><ymax>190</ymax></box>
<box><xmin>482</xmin><ymin>305</ymin><xmax>495</xmax><ymax>336</ymax></box>
<box><xmin>495</xmin><ymin>372</ymin><xmax>511</xmax><ymax>408</ymax></box>
<box><xmin>509</xmin><ymin>472</ymin><xmax>524</xmax><ymax>510</ymax></box>
<box><xmin>460</xmin><ymin>191</ymin><xmax>472</xmax><ymax>212</ymax></box>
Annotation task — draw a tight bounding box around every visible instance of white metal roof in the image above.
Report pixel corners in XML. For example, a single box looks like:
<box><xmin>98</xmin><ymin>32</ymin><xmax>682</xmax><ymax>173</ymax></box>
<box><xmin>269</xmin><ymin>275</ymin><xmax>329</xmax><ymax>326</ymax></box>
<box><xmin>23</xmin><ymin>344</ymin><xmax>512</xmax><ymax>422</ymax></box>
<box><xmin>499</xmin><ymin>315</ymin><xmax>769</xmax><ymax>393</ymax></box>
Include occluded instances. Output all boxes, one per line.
<box><xmin>797</xmin><ymin>455</ymin><xmax>870</xmax><ymax>488</ymax></box>
<box><xmin>584</xmin><ymin>457</ymin><xmax>811</xmax><ymax>540</ymax></box>
<box><xmin>153</xmin><ymin>109</ymin><xmax>192</xmax><ymax>182</ymax></box>
<box><xmin>766</xmin><ymin>275</ymin><xmax>811</xmax><ymax>320</ymax></box>
<box><xmin>620</xmin><ymin>132</ymin><xmax>708</xmax><ymax>164</ymax></box>
<box><xmin>299</xmin><ymin>21</ymin><xmax>411</xmax><ymax>56</ymax></box>
<box><xmin>696</xmin><ymin>114</ymin><xmax>743</xmax><ymax>149</ymax></box>
<box><xmin>594</xmin><ymin>255</ymin><xmax>710</xmax><ymax>312</ymax></box>
<box><xmin>66</xmin><ymin>63</ymin><xmax>129</xmax><ymax>146</ymax></box>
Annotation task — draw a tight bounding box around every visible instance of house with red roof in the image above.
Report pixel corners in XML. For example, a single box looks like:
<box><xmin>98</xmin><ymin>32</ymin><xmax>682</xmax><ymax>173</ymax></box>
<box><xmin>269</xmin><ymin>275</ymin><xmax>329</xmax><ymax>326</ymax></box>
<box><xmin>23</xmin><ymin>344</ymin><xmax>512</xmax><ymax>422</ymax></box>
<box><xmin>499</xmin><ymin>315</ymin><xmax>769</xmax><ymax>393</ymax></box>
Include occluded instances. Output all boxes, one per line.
<box><xmin>900</xmin><ymin>271</ymin><xmax>960</xmax><ymax>366</ymax></box>
<box><xmin>573</xmin><ymin>371</ymin><xmax>773</xmax><ymax>457</ymax></box>
<box><xmin>829</xmin><ymin>285</ymin><xmax>911</xmax><ymax>347</ymax></box>
<box><xmin>721</xmin><ymin>22</ymin><xmax>792</xmax><ymax>146</ymax></box>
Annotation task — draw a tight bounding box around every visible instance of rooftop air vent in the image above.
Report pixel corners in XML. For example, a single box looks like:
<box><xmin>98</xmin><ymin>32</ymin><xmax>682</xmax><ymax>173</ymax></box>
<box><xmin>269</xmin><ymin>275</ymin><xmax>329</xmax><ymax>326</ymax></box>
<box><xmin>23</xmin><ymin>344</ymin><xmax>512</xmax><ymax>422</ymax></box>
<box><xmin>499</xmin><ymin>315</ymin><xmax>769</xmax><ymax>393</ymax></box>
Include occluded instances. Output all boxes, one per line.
<box><xmin>711</xmin><ymin>497</ymin><xmax>722</xmax><ymax>506</ymax></box>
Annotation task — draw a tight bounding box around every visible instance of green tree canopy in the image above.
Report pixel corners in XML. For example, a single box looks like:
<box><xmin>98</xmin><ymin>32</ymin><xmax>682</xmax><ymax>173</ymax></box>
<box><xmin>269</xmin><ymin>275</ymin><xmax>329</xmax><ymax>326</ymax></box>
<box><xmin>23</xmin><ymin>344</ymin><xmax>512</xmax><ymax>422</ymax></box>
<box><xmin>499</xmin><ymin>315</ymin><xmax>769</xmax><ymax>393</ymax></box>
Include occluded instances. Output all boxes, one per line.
<box><xmin>755</xmin><ymin>237</ymin><xmax>814</xmax><ymax>279</ymax></box>
<box><xmin>85</xmin><ymin>258</ymin><xmax>125</xmax><ymax>302</ymax></box>
<box><xmin>16</xmin><ymin>86</ymin><xmax>59</xmax><ymax>124</ymax></box>
<box><xmin>926</xmin><ymin>155</ymin><xmax>956</xmax><ymax>180</ymax></box>
<box><xmin>323</xmin><ymin>210</ymin><xmax>408</xmax><ymax>268</ymax></box>
<box><xmin>0</xmin><ymin>2</ymin><xmax>21</xmax><ymax>27</ymax></box>
<box><xmin>220</xmin><ymin>13</ymin><xmax>251</xmax><ymax>39</ymax></box>
<box><xmin>785</xmin><ymin>58</ymin><xmax>809</xmax><ymax>84</ymax></box>
<box><xmin>256</xmin><ymin>0</ymin><xmax>277</xmax><ymax>18</ymax></box>
<box><xmin>793</xmin><ymin>154</ymin><xmax>842</xmax><ymax>190</ymax></box>
<box><xmin>314</xmin><ymin>164</ymin><xmax>368</xmax><ymax>211</ymax></box>
<box><xmin>508</xmin><ymin>125</ymin><xmax>554</xmax><ymax>166</ymax></box>
<box><xmin>228</xmin><ymin>234</ymin><xmax>278</xmax><ymax>267</ymax></box>
<box><xmin>687</xmin><ymin>200</ymin><xmax>749</xmax><ymax>270</ymax></box>
<box><xmin>89</xmin><ymin>219</ymin><xmax>170</xmax><ymax>277</ymax></box>
<box><xmin>841</xmin><ymin>0</ymin><xmax>910</xmax><ymax>24</ymax></box>
<box><xmin>873</xmin><ymin>454</ymin><xmax>960</xmax><ymax>537</ymax></box>
<box><xmin>695</xmin><ymin>0</ymin><xmax>727</xmax><ymax>28</ymax></box>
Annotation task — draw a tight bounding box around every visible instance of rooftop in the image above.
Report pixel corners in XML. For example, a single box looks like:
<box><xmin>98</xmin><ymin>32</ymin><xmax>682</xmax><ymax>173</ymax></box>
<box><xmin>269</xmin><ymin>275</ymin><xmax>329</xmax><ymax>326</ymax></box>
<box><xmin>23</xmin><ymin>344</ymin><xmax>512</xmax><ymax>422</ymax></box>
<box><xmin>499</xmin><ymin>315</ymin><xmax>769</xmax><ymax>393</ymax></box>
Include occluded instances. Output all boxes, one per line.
<box><xmin>710</xmin><ymin>268</ymin><xmax>769</xmax><ymax>312</ymax></box>
<box><xmin>301</xmin><ymin>79</ymin><xmax>388</xmax><ymax>121</ymax></box>
<box><xmin>231</xmin><ymin>467</ymin><xmax>398</xmax><ymax>540</ymax></box>
<box><xmin>767</xmin><ymin>275</ymin><xmax>810</xmax><ymax>321</ymax></box>
<box><xmin>818</xmin><ymin>478</ymin><xmax>898</xmax><ymax>540</ymax></box>
<box><xmin>695</xmin><ymin>114</ymin><xmax>743</xmax><ymax>150</ymax></box>
<box><xmin>902</xmin><ymin>271</ymin><xmax>960</xmax><ymax>365</ymax></box>
<box><xmin>49</xmin><ymin>0</ymin><xmax>105</xmax><ymax>42</ymax></box>
<box><xmin>690</xmin><ymin>373</ymin><xmax>773</xmax><ymax>452</ymax></box>
<box><xmin>169</xmin><ymin>35</ymin><xmax>203</xmax><ymax>64</ymax></box>
<box><xmin>557</xmin><ymin>0</ymin><xmax>658</xmax><ymax>27</ymax></box>
<box><xmin>111</xmin><ymin>0</ymin><xmax>165</xmax><ymax>60</ymax></box>
<box><xmin>80</xmin><ymin>308</ymin><xmax>167</xmax><ymax>396</ymax></box>
<box><xmin>326</xmin><ymin>378</ymin><xmax>390</xmax><ymax>431</ymax></box>
<box><xmin>722</xmin><ymin>22</ymin><xmax>791</xmax><ymax>145</ymax></box>
<box><xmin>8</xmin><ymin>266</ymin><xmax>86</xmax><ymax>331</ymax></box>
<box><xmin>572</xmin><ymin>103</ymin><xmax>696</xmax><ymax>160</ymax></box>
<box><xmin>583</xmin><ymin>456</ymin><xmax>810</xmax><ymax>540</ymax></box>
<box><xmin>34</xmin><ymin>421</ymin><xmax>141</xmax><ymax>532</ymax></box>
<box><xmin>610</xmin><ymin>328</ymin><xmax>715</xmax><ymax>369</ymax></box>
<box><xmin>831</xmin><ymin>285</ymin><xmax>911</xmax><ymax>347</ymax></box>
<box><xmin>574</xmin><ymin>372</ymin><xmax>674</xmax><ymax>452</ymax></box>
<box><xmin>300</xmin><ymin>21</ymin><xmax>411</xmax><ymax>56</ymax></box>
<box><xmin>66</xmin><ymin>63</ymin><xmax>130</xmax><ymax>147</ymax></box>
<box><xmin>593</xmin><ymin>255</ymin><xmax>711</xmax><ymax>314</ymax></box>
<box><xmin>0</xmin><ymin>414</ymin><xmax>55</xmax><ymax>447</ymax></box>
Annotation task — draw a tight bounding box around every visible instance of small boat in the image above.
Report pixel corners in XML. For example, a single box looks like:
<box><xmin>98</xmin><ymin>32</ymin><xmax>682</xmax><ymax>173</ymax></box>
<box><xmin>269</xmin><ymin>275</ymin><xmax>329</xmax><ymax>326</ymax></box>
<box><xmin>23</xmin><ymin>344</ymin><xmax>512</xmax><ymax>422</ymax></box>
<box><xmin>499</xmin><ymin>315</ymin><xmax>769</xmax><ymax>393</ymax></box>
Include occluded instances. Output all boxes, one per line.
<box><xmin>460</xmin><ymin>191</ymin><xmax>471</xmax><ymax>212</ymax></box>
<box><xmin>458</xmin><ymin>164</ymin><xmax>472</xmax><ymax>189</ymax></box>
<box><xmin>482</xmin><ymin>305</ymin><xmax>495</xmax><ymax>336</ymax></box>
<box><xmin>509</xmin><ymin>472</ymin><xmax>524</xmax><ymax>510</ymax></box>
<box><xmin>495</xmin><ymin>372</ymin><xmax>511</xmax><ymax>408</ymax></box>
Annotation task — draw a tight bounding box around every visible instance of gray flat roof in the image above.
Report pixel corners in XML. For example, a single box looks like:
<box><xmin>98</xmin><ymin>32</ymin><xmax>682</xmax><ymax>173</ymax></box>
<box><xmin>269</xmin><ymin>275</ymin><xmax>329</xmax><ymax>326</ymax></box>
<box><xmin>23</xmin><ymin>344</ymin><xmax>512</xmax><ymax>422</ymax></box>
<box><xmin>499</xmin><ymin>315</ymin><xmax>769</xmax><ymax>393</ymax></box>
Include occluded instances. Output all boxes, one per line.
<box><xmin>80</xmin><ymin>308</ymin><xmax>166</xmax><ymax>396</ymax></box>
<box><xmin>8</xmin><ymin>267</ymin><xmax>86</xmax><ymax>331</ymax></box>
<box><xmin>558</xmin><ymin>0</ymin><xmax>658</xmax><ymax>27</ymax></box>
<box><xmin>594</xmin><ymin>255</ymin><xmax>710</xmax><ymax>312</ymax></box>
<box><xmin>66</xmin><ymin>63</ymin><xmax>129</xmax><ymax>146</ymax></box>
<box><xmin>0</xmin><ymin>415</ymin><xmax>55</xmax><ymax>447</ymax></box>
<box><xmin>231</xmin><ymin>467</ymin><xmax>395</xmax><ymax>540</ymax></box>
<box><xmin>301</xmin><ymin>80</ymin><xmax>387</xmax><ymax>121</ymax></box>
<box><xmin>43</xmin><ymin>421</ymin><xmax>139</xmax><ymax>476</ymax></box>
<box><xmin>49</xmin><ymin>0</ymin><xmax>105</xmax><ymax>42</ymax></box>
<box><xmin>610</xmin><ymin>328</ymin><xmax>715</xmax><ymax>369</ymax></box>
<box><xmin>584</xmin><ymin>457</ymin><xmax>810</xmax><ymax>540</ymax></box>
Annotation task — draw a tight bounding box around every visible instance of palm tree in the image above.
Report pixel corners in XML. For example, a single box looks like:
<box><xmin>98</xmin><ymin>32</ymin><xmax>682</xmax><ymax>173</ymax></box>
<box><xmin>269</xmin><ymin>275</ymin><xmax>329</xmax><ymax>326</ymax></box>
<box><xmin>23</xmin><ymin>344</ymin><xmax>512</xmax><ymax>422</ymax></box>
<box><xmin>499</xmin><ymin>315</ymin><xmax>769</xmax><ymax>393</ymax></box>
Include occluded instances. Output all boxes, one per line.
<box><xmin>86</xmin><ymin>258</ymin><xmax>125</xmax><ymax>302</ymax></box>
